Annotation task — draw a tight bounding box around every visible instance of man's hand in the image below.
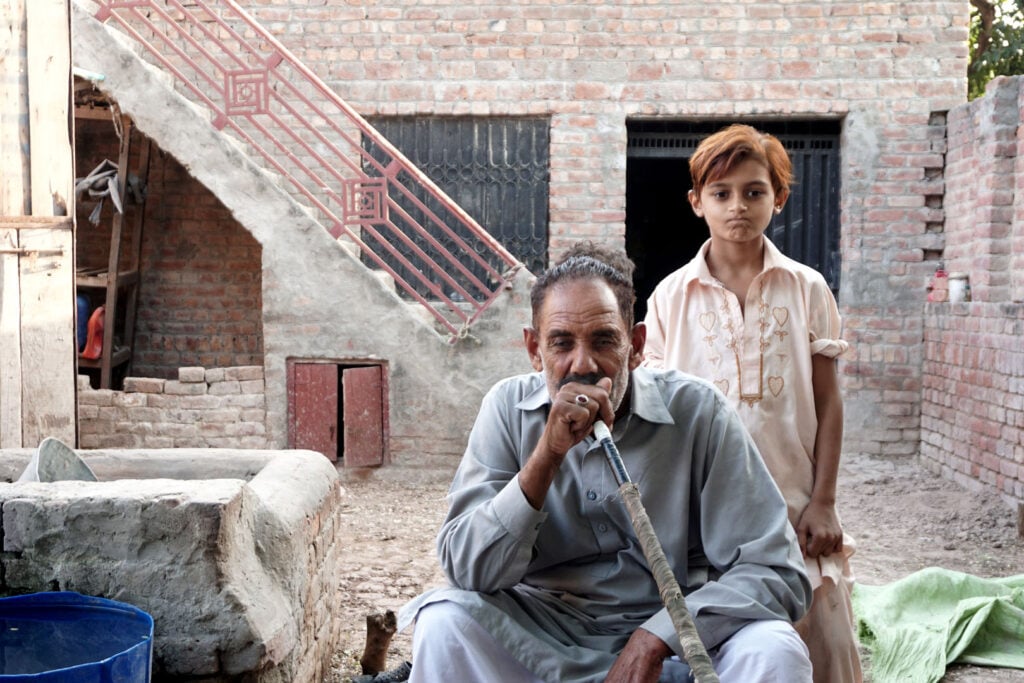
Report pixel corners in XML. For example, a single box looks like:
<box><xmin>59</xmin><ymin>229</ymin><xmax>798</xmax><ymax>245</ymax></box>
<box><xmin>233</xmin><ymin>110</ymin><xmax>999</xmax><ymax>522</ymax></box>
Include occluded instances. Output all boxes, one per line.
<box><xmin>543</xmin><ymin>377</ymin><xmax>615</xmax><ymax>456</ymax></box>
<box><xmin>605</xmin><ymin>628</ymin><xmax>672</xmax><ymax>683</ymax></box>
<box><xmin>796</xmin><ymin>499</ymin><xmax>843</xmax><ymax>558</ymax></box>
<box><xmin>519</xmin><ymin>377</ymin><xmax>613</xmax><ymax>510</ymax></box>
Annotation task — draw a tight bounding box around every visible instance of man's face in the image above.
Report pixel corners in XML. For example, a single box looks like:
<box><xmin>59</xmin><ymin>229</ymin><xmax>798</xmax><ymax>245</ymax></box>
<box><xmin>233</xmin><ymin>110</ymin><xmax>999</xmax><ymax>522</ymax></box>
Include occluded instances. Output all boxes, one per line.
<box><xmin>524</xmin><ymin>278</ymin><xmax>645</xmax><ymax>412</ymax></box>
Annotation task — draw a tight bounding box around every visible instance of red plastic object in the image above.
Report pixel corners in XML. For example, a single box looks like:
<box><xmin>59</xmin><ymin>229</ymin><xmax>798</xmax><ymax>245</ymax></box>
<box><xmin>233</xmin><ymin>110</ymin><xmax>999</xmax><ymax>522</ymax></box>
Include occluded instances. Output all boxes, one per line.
<box><xmin>80</xmin><ymin>306</ymin><xmax>105</xmax><ymax>360</ymax></box>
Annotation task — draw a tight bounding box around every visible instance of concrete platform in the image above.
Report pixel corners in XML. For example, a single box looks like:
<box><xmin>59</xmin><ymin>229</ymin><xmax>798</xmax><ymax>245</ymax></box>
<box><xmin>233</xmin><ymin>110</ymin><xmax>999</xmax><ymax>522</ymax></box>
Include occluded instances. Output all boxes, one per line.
<box><xmin>0</xmin><ymin>448</ymin><xmax>344</xmax><ymax>682</ymax></box>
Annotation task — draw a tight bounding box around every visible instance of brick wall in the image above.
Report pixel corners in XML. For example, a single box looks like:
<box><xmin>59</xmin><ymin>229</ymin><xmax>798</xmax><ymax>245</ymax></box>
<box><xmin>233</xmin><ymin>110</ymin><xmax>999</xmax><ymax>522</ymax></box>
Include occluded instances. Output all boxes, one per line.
<box><xmin>1016</xmin><ymin>79</ymin><xmax>1024</xmax><ymax>304</ymax></box>
<box><xmin>922</xmin><ymin>304</ymin><xmax>1024</xmax><ymax>502</ymax></box>
<box><xmin>245</xmin><ymin>1</ymin><xmax>968</xmax><ymax>459</ymax></box>
<box><xmin>73</xmin><ymin>2</ymin><xmax>972</xmax><ymax>463</ymax></box>
<box><xmin>921</xmin><ymin>76</ymin><xmax>1023</xmax><ymax>507</ymax></box>
<box><xmin>133</xmin><ymin>151</ymin><xmax>264</xmax><ymax>377</ymax></box>
<box><xmin>942</xmin><ymin>77</ymin><xmax>1019</xmax><ymax>303</ymax></box>
<box><xmin>75</xmin><ymin>119</ymin><xmax>123</xmax><ymax>272</ymax></box>
<box><xmin>75</xmin><ymin>119</ymin><xmax>263</xmax><ymax>380</ymax></box>
<box><xmin>77</xmin><ymin>366</ymin><xmax>270</xmax><ymax>449</ymax></box>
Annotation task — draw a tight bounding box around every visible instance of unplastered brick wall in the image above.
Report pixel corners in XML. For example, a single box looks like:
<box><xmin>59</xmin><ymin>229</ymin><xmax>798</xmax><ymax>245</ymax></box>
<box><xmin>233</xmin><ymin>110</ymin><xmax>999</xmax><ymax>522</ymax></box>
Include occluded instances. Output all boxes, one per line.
<box><xmin>941</xmin><ymin>76</ymin><xmax>1020</xmax><ymax>303</ymax></box>
<box><xmin>922</xmin><ymin>305</ymin><xmax>1024</xmax><ymax>503</ymax></box>
<box><xmin>241</xmin><ymin>1</ymin><xmax>968</xmax><ymax>459</ymax></box>
<box><xmin>74</xmin><ymin>118</ymin><xmax>264</xmax><ymax>380</ymax></box>
<box><xmin>1016</xmin><ymin>80</ymin><xmax>1024</xmax><ymax>305</ymax></box>
<box><xmin>134</xmin><ymin>152</ymin><xmax>263</xmax><ymax>377</ymax></box>
<box><xmin>78</xmin><ymin>366</ymin><xmax>270</xmax><ymax>449</ymax></box>
<box><xmin>921</xmin><ymin>76</ymin><xmax>1024</xmax><ymax>509</ymax></box>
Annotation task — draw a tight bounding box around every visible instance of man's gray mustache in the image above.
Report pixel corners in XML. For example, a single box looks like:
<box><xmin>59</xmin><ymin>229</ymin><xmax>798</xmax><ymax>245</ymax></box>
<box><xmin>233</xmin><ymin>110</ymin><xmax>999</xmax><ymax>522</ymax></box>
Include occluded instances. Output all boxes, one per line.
<box><xmin>557</xmin><ymin>373</ymin><xmax>605</xmax><ymax>389</ymax></box>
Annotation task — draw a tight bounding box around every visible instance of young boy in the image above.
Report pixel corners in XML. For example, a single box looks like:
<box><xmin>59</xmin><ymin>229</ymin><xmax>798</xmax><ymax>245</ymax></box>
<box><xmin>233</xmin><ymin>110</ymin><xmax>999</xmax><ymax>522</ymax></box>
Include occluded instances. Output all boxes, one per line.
<box><xmin>643</xmin><ymin>124</ymin><xmax>862</xmax><ymax>683</ymax></box>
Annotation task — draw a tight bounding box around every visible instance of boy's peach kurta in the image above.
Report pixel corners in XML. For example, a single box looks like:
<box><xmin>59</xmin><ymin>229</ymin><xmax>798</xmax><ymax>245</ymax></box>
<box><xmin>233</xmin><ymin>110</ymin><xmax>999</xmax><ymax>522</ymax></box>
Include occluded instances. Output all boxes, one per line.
<box><xmin>645</xmin><ymin>236</ymin><xmax>860</xmax><ymax>683</ymax></box>
<box><xmin>646</xmin><ymin>238</ymin><xmax>846</xmax><ymax>537</ymax></box>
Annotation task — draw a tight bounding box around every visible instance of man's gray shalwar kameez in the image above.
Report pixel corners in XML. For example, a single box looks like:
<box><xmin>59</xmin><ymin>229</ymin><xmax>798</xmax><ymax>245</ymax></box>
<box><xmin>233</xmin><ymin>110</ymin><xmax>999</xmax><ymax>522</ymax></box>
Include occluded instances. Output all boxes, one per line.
<box><xmin>399</xmin><ymin>367</ymin><xmax>811</xmax><ymax>683</ymax></box>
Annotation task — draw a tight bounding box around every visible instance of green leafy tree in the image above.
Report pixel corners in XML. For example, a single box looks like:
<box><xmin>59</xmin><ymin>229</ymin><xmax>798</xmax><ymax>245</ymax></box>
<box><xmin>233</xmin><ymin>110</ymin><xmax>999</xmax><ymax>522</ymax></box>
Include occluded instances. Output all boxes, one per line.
<box><xmin>969</xmin><ymin>0</ymin><xmax>1024</xmax><ymax>99</ymax></box>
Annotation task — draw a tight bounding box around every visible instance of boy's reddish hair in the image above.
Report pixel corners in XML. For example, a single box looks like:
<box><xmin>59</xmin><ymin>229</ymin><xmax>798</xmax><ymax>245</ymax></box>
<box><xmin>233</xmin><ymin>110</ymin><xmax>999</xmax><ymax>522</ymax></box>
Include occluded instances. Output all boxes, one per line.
<box><xmin>688</xmin><ymin>124</ymin><xmax>793</xmax><ymax>201</ymax></box>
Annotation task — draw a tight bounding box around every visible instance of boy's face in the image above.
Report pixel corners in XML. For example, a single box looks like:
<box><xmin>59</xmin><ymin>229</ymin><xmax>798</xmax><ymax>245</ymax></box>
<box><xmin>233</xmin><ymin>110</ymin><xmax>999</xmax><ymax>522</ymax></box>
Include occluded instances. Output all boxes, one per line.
<box><xmin>688</xmin><ymin>158</ymin><xmax>783</xmax><ymax>247</ymax></box>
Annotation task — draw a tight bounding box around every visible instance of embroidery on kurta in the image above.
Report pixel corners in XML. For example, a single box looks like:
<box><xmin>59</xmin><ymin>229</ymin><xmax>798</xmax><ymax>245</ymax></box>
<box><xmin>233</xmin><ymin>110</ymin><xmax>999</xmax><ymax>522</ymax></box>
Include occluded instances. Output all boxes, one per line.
<box><xmin>772</xmin><ymin>307</ymin><xmax>790</xmax><ymax>341</ymax></box>
<box><xmin>703</xmin><ymin>281</ymin><xmax>791</xmax><ymax>407</ymax></box>
<box><xmin>698</xmin><ymin>311</ymin><xmax>720</xmax><ymax>364</ymax></box>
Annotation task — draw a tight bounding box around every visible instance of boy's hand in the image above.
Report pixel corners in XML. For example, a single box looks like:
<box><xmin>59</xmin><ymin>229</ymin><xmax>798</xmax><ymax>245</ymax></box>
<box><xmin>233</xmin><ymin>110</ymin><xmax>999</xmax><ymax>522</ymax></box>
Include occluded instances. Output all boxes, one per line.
<box><xmin>797</xmin><ymin>499</ymin><xmax>843</xmax><ymax>558</ymax></box>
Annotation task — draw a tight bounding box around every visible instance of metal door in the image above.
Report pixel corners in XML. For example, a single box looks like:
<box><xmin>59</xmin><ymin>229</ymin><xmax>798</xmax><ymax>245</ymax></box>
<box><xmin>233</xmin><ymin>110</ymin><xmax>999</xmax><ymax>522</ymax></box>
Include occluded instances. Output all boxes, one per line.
<box><xmin>341</xmin><ymin>365</ymin><xmax>387</xmax><ymax>467</ymax></box>
<box><xmin>287</xmin><ymin>362</ymin><xmax>338</xmax><ymax>461</ymax></box>
<box><xmin>287</xmin><ymin>361</ymin><xmax>388</xmax><ymax>466</ymax></box>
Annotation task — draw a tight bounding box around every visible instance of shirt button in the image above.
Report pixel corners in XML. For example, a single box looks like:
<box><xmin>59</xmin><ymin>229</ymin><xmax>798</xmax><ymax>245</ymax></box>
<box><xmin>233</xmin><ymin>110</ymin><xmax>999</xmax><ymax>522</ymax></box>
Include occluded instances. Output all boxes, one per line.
<box><xmin>586</xmin><ymin>490</ymin><xmax>598</xmax><ymax>501</ymax></box>
<box><xmin>598</xmin><ymin>523</ymin><xmax>608</xmax><ymax>532</ymax></box>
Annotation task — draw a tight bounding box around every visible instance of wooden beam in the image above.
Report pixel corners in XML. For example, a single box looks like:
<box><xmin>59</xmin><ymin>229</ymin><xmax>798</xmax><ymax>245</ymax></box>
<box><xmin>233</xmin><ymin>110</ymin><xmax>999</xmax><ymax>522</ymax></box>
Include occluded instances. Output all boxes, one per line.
<box><xmin>27</xmin><ymin>0</ymin><xmax>76</xmax><ymax>446</ymax></box>
<box><xmin>0</xmin><ymin>216</ymin><xmax>73</xmax><ymax>230</ymax></box>
<box><xmin>19</xmin><ymin>223</ymin><xmax>75</xmax><ymax>445</ymax></box>
<box><xmin>0</xmin><ymin>227</ymin><xmax>23</xmax><ymax>447</ymax></box>
<box><xmin>74</xmin><ymin>105</ymin><xmax>115</xmax><ymax>122</ymax></box>
<box><xmin>27</xmin><ymin>0</ymin><xmax>74</xmax><ymax>218</ymax></box>
<box><xmin>98</xmin><ymin>114</ymin><xmax>132</xmax><ymax>389</ymax></box>
<box><xmin>0</xmin><ymin>0</ymin><xmax>29</xmax><ymax>216</ymax></box>
<box><xmin>0</xmin><ymin>1</ymin><xmax>28</xmax><ymax>446</ymax></box>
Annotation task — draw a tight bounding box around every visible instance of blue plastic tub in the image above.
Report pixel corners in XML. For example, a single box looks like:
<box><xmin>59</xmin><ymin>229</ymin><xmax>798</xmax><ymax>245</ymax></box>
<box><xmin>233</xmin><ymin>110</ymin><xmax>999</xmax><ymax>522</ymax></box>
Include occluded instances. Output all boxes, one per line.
<box><xmin>0</xmin><ymin>592</ymin><xmax>153</xmax><ymax>682</ymax></box>
<box><xmin>75</xmin><ymin>295</ymin><xmax>90</xmax><ymax>353</ymax></box>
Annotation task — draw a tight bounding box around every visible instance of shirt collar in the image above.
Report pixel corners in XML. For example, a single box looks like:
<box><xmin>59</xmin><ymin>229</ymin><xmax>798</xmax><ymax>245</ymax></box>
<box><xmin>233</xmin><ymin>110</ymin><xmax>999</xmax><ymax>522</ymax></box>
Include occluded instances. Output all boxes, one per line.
<box><xmin>516</xmin><ymin>377</ymin><xmax>551</xmax><ymax>411</ymax></box>
<box><xmin>682</xmin><ymin>236</ymin><xmax>785</xmax><ymax>288</ymax></box>
<box><xmin>628</xmin><ymin>367</ymin><xmax>675</xmax><ymax>425</ymax></box>
<box><xmin>515</xmin><ymin>368</ymin><xmax>674</xmax><ymax>426</ymax></box>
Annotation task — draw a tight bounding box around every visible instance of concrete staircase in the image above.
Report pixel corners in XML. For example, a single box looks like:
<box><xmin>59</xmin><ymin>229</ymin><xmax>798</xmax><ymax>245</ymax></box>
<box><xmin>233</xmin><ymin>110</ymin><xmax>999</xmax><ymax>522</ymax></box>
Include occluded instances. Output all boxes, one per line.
<box><xmin>71</xmin><ymin>1</ymin><xmax>535</xmax><ymax>466</ymax></box>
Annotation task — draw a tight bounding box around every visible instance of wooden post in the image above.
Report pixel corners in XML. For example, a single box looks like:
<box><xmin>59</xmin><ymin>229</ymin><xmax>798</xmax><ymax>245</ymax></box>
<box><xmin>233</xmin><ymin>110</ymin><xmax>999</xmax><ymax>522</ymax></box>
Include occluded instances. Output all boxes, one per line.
<box><xmin>27</xmin><ymin>0</ymin><xmax>74</xmax><ymax>218</ymax></box>
<box><xmin>0</xmin><ymin>1</ymin><xmax>28</xmax><ymax>447</ymax></box>
<box><xmin>0</xmin><ymin>0</ymin><xmax>76</xmax><ymax>447</ymax></box>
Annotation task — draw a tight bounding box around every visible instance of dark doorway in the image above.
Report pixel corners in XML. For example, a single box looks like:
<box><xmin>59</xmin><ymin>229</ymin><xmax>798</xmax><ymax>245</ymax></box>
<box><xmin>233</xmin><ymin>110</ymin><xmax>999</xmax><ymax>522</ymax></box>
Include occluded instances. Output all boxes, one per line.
<box><xmin>625</xmin><ymin>155</ymin><xmax>708</xmax><ymax>322</ymax></box>
<box><xmin>625</xmin><ymin>119</ymin><xmax>842</xmax><ymax>323</ymax></box>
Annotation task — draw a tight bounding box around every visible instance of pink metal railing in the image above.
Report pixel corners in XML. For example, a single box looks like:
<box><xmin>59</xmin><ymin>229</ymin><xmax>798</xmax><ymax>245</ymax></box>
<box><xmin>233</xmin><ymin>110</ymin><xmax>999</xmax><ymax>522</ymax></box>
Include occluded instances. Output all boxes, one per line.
<box><xmin>89</xmin><ymin>0</ymin><xmax>523</xmax><ymax>340</ymax></box>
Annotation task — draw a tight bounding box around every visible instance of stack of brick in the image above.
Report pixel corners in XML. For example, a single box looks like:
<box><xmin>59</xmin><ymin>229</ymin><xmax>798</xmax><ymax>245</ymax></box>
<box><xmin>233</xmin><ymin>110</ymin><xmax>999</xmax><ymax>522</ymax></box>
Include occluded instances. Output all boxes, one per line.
<box><xmin>78</xmin><ymin>365</ymin><xmax>269</xmax><ymax>449</ymax></box>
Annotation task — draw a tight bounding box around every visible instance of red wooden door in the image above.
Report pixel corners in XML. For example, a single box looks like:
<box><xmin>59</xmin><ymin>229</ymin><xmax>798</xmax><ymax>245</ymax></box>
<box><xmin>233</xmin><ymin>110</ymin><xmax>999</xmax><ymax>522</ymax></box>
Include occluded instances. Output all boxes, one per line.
<box><xmin>287</xmin><ymin>362</ymin><xmax>338</xmax><ymax>461</ymax></box>
<box><xmin>342</xmin><ymin>365</ymin><xmax>386</xmax><ymax>467</ymax></box>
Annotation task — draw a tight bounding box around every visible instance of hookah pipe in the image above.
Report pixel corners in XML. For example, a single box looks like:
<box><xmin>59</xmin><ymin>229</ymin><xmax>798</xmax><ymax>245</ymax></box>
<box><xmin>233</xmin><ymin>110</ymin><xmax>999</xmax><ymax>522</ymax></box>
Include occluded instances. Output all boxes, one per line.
<box><xmin>593</xmin><ymin>420</ymin><xmax>720</xmax><ymax>683</ymax></box>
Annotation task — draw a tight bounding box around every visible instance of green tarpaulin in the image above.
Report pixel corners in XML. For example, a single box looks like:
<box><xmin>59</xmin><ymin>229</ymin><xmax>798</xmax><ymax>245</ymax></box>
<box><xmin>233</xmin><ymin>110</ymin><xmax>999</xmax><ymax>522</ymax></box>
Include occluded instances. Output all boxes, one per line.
<box><xmin>852</xmin><ymin>567</ymin><xmax>1024</xmax><ymax>683</ymax></box>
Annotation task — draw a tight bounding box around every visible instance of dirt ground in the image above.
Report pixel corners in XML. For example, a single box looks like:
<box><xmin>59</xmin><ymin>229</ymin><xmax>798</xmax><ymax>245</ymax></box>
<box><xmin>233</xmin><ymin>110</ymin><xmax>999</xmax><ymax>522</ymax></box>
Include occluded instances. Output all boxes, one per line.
<box><xmin>325</xmin><ymin>452</ymin><xmax>1024</xmax><ymax>683</ymax></box>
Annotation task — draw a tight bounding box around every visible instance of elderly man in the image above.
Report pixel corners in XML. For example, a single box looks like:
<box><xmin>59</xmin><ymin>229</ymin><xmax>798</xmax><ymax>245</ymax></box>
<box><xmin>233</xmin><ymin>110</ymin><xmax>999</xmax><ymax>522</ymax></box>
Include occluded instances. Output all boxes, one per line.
<box><xmin>399</xmin><ymin>243</ymin><xmax>812</xmax><ymax>683</ymax></box>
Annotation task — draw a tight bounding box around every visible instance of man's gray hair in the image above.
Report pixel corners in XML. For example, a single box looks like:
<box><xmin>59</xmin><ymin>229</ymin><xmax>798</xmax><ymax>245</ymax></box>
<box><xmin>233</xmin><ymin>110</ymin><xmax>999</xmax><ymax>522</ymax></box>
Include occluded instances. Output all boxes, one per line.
<box><xmin>530</xmin><ymin>241</ymin><xmax>637</xmax><ymax>328</ymax></box>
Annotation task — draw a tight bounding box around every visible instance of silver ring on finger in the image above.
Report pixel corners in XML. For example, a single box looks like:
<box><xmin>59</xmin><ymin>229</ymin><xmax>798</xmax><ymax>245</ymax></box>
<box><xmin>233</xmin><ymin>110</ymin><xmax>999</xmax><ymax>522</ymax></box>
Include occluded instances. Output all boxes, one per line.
<box><xmin>575</xmin><ymin>394</ymin><xmax>589</xmax><ymax>406</ymax></box>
